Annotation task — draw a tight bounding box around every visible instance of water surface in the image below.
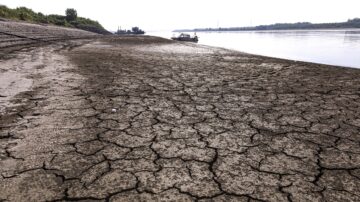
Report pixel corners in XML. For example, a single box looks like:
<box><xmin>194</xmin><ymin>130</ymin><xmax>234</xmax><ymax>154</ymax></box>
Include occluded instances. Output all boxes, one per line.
<box><xmin>149</xmin><ymin>30</ymin><xmax>360</xmax><ymax>68</ymax></box>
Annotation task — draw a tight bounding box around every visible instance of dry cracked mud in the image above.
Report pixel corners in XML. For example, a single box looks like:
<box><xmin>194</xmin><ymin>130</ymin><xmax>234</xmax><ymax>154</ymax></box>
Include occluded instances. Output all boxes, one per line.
<box><xmin>1</xmin><ymin>35</ymin><xmax>360</xmax><ymax>202</ymax></box>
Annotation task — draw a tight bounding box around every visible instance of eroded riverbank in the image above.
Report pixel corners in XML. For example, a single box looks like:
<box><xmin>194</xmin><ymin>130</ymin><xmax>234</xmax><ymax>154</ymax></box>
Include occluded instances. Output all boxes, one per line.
<box><xmin>1</xmin><ymin>36</ymin><xmax>360</xmax><ymax>201</ymax></box>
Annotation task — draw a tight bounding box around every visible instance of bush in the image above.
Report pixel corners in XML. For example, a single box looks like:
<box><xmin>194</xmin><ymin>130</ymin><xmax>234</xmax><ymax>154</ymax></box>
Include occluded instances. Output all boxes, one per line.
<box><xmin>0</xmin><ymin>6</ymin><xmax>109</xmax><ymax>34</ymax></box>
<box><xmin>65</xmin><ymin>8</ymin><xmax>77</xmax><ymax>22</ymax></box>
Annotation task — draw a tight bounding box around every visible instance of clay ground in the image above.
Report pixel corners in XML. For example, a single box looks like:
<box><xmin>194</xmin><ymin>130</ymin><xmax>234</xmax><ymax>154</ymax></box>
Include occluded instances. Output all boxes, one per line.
<box><xmin>1</xmin><ymin>36</ymin><xmax>360</xmax><ymax>201</ymax></box>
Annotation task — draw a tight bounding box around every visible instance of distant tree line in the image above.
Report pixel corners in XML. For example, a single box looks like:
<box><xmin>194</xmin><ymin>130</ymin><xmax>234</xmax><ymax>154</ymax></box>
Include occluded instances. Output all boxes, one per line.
<box><xmin>174</xmin><ymin>18</ymin><xmax>360</xmax><ymax>32</ymax></box>
<box><xmin>116</xmin><ymin>26</ymin><xmax>145</xmax><ymax>35</ymax></box>
<box><xmin>0</xmin><ymin>5</ymin><xmax>110</xmax><ymax>34</ymax></box>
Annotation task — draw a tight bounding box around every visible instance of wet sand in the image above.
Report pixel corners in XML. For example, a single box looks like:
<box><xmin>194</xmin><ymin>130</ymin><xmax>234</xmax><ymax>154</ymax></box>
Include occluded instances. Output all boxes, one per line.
<box><xmin>1</xmin><ymin>35</ymin><xmax>360</xmax><ymax>201</ymax></box>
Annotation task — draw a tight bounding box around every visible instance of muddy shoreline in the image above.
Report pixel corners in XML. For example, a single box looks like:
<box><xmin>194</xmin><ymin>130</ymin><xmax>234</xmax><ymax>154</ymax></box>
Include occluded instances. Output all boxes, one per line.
<box><xmin>1</xmin><ymin>35</ymin><xmax>360</xmax><ymax>201</ymax></box>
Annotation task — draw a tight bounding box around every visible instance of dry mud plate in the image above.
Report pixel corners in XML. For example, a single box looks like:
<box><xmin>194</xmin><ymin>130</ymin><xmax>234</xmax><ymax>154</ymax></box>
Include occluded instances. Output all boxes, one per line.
<box><xmin>1</xmin><ymin>35</ymin><xmax>360</xmax><ymax>201</ymax></box>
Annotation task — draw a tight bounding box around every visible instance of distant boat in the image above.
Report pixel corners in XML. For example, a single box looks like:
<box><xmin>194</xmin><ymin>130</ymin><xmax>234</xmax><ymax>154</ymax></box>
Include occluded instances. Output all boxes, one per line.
<box><xmin>171</xmin><ymin>33</ymin><xmax>198</xmax><ymax>42</ymax></box>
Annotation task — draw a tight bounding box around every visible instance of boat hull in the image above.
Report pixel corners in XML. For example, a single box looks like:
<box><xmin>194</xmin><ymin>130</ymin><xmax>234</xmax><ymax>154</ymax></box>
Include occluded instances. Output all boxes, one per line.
<box><xmin>171</xmin><ymin>37</ymin><xmax>198</xmax><ymax>43</ymax></box>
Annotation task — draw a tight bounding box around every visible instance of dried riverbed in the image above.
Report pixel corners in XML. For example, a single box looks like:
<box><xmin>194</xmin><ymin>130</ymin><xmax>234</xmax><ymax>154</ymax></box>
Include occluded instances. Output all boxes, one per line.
<box><xmin>1</xmin><ymin>36</ymin><xmax>360</xmax><ymax>201</ymax></box>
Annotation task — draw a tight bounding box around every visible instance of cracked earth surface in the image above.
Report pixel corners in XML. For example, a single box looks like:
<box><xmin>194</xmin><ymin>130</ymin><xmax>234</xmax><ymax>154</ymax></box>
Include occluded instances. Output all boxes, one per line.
<box><xmin>1</xmin><ymin>36</ymin><xmax>360</xmax><ymax>201</ymax></box>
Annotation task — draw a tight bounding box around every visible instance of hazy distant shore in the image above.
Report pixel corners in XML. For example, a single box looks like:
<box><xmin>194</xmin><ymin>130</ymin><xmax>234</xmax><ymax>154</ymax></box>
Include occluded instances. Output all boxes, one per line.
<box><xmin>174</xmin><ymin>18</ymin><xmax>360</xmax><ymax>32</ymax></box>
<box><xmin>1</xmin><ymin>21</ymin><xmax>360</xmax><ymax>201</ymax></box>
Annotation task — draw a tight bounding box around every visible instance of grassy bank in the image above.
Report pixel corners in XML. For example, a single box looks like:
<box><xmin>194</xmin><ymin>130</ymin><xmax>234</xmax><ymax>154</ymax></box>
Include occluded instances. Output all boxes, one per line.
<box><xmin>0</xmin><ymin>5</ymin><xmax>111</xmax><ymax>35</ymax></box>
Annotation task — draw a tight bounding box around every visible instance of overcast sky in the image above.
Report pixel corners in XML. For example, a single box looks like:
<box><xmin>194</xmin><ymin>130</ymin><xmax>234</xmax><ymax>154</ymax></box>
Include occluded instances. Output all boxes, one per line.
<box><xmin>1</xmin><ymin>0</ymin><xmax>359</xmax><ymax>31</ymax></box>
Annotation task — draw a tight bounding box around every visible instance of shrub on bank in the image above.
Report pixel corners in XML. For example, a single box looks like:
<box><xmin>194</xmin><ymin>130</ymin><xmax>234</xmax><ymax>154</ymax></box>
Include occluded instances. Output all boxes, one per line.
<box><xmin>0</xmin><ymin>5</ymin><xmax>110</xmax><ymax>34</ymax></box>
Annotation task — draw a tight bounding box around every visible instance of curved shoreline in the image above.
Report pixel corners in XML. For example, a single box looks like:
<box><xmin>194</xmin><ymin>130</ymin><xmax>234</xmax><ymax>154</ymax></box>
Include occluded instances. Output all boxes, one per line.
<box><xmin>150</xmin><ymin>29</ymin><xmax>360</xmax><ymax>69</ymax></box>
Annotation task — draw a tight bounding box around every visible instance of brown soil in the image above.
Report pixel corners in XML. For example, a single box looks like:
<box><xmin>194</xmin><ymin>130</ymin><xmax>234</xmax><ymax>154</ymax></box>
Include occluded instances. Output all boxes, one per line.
<box><xmin>1</xmin><ymin>33</ymin><xmax>360</xmax><ymax>201</ymax></box>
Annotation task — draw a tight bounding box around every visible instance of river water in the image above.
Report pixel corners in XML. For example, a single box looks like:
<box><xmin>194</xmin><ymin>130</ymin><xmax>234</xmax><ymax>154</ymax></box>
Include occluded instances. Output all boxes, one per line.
<box><xmin>149</xmin><ymin>29</ymin><xmax>360</xmax><ymax>68</ymax></box>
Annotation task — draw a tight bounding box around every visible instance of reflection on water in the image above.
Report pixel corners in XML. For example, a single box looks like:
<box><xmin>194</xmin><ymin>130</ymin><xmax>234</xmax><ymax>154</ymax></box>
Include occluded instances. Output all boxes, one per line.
<box><xmin>344</xmin><ymin>31</ymin><xmax>360</xmax><ymax>43</ymax></box>
<box><xmin>149</xmin><ymin>29</ymin><xmax>360</xmax><ymax>68</ymax></box>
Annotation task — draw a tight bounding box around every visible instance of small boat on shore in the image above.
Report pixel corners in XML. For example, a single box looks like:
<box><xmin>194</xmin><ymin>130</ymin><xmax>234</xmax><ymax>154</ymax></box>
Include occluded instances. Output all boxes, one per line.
<box><xmin>171</xmin><ymin>33</ymin><xmax>198</xmax><ymax>42</ymax></box>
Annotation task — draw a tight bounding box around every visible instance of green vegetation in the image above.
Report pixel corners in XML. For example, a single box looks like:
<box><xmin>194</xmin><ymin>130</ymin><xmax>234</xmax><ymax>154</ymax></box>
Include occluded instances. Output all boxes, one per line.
<box><xmin>0</xmin><ymin>5</ymin><xmax>110</xmax><ymax>34</ymax></box>
<box><xmin>115</xmin><ymin>26</ymin><xmax>145</xmax><ymax>35</ymax></box>
<box><xmin>175</xmin><ymin>18</ymin><xmax>360</xmax><ymax>32</ymax></box>
<box><xmin>65</xmin><ymin>8</ymin><xmax>77</xmax><ymax>22</ymax></box>
<box><xmin>131</xmin><ymin>27</ymin><xmax>145</xmax><ymax>34</ymax></box>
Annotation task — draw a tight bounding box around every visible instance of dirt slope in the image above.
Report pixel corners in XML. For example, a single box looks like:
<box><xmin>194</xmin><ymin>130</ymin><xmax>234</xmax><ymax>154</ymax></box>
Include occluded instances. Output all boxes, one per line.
<box><xmin>0</xmin><ymin>20</ymin><xmax>99</xmax><ymax>51</ymax></box>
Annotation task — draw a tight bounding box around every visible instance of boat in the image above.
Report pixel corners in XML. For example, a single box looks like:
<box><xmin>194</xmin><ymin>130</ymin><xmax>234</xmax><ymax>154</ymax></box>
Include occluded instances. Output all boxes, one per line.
<box><xmin>171</xmin><ymin>33</ymin><xmax>198</xmax><ymax>42</ymax></box>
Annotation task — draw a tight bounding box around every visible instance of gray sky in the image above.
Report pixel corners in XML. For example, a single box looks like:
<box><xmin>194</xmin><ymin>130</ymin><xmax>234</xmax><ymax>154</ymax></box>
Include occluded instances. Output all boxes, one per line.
<box><xmin>1</xmin><ymin>0</ymin><xmax>359</xmax><ymax>31</ymax></box>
